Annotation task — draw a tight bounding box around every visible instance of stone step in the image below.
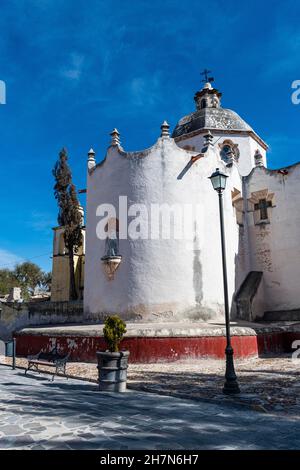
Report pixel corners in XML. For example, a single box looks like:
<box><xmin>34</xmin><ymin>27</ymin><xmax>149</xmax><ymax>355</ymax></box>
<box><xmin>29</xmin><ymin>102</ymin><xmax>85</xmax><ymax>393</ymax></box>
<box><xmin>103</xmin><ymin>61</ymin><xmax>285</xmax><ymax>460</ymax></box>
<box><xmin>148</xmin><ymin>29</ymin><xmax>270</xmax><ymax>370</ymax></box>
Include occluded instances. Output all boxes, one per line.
<box><xmin>263</xmin><ymin>309</ymin><xmax>300</xmax><ymax>322</ymax></box>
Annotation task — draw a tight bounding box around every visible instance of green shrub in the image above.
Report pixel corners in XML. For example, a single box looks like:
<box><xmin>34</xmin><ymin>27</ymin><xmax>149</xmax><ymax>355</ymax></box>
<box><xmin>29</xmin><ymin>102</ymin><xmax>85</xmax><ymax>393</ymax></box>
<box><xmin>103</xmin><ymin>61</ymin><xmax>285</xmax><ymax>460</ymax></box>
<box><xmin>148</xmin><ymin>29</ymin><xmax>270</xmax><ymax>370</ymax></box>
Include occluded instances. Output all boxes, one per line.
<box><xmin>103</xmin><ymin>315</ymin><xmax>127</xmax><ymax>352</ymax></box>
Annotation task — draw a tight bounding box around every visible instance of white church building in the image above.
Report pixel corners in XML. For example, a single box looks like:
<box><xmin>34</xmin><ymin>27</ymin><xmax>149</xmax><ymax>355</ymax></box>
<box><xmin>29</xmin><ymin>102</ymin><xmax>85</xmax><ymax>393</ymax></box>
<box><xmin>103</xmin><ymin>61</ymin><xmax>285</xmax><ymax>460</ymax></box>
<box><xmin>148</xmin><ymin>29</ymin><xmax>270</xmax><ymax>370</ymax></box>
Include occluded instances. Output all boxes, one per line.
<box><xmin>82</xmin><ymin>79</ymin><xmax>300</xmax><ymax>323</ymax></box>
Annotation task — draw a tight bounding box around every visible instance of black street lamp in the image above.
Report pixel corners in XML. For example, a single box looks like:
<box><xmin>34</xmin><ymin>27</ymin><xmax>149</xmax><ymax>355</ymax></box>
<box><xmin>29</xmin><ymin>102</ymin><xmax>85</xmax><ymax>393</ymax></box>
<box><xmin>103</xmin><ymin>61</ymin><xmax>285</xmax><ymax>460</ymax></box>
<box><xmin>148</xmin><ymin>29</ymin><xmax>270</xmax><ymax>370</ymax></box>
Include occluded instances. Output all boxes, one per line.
<box><xmin>209</xmin><ymin>168</ymin><xmax>240</xmax><ymax>395</ymax></box>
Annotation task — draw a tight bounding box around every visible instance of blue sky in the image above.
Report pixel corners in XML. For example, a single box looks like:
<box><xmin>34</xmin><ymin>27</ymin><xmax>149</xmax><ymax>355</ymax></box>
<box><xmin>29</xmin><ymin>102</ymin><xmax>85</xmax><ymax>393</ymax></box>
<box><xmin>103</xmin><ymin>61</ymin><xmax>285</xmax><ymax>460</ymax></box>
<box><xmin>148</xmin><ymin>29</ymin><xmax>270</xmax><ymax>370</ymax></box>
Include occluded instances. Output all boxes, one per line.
<box><xmin>0</xmin><ymin>0</ymin><xmax>300</xmax><ymax>272</ymax></box>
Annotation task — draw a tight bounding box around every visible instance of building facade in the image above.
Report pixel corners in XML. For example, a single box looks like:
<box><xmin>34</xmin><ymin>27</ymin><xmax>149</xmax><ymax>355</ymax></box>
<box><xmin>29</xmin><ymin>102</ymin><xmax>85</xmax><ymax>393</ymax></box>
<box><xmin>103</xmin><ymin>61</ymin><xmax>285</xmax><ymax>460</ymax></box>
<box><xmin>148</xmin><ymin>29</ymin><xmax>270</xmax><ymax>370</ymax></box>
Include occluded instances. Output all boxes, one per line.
<box><xmin>51</xmin><ymin>222</ymin><xmax>85</xmax><ymax>302</ymax></box>
<box><xmin>79</xmin><ymin>81</ymin><xmax>300</xmax><ymax>322</ymax></box>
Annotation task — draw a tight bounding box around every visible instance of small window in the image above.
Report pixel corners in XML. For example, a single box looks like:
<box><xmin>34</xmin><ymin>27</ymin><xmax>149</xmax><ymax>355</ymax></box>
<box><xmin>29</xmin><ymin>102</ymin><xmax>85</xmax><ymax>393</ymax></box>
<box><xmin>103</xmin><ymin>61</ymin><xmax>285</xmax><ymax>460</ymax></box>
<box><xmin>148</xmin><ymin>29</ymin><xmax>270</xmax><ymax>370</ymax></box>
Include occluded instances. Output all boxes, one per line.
<box><xmin>254</xmin><ymin>199</ymin><xmax>272</xmax><ymax>220</ymax></box>
<box><xmin>201</xmin><ymin>99</ymin><xmax>207</xmax><ymax>109</ymax></box>
<box><xmin>220</xmin><ymin>145</ymin><xmax>232</xmax><ymax>162</ymax></box>
<box><xmin>219</xmin><ymin>140</ymin><xmax>240</xmax><ymax>163</ymax></box>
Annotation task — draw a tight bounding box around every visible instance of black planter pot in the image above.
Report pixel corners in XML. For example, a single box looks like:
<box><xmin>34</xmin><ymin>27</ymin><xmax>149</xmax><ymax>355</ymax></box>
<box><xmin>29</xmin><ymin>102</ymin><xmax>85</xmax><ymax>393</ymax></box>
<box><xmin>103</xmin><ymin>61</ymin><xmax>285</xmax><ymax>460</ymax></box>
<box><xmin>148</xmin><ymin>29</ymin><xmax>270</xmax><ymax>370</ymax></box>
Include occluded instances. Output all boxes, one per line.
<box><xmin>96</xmin><ymin>350</ymin><xmax>130</xmax><ymax>392</ymax></box>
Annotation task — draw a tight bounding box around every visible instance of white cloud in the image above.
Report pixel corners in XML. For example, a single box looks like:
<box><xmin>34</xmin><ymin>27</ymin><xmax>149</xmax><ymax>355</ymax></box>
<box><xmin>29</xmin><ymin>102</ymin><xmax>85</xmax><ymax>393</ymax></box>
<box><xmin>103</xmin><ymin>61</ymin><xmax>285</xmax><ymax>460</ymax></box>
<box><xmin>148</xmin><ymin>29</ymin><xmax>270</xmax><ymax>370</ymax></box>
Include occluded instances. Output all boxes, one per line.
<box><xmin>29</xmin><ymin>211</ymin><xmax>53</xmax><ymax>233</ymax></box>
<box><xmin>129</xmin><ymin>74</ymin><xmax>162</xmax><ymax>107</ymax></box>
<box><xmin>60</xmin><ymin>53</ymin><xmax>85</xmax><ymax>81</ymax></box>
<box><xmin>0</xmin><ymin>249</ymin><xmax>24</xmax><ymax>269</ymax></box>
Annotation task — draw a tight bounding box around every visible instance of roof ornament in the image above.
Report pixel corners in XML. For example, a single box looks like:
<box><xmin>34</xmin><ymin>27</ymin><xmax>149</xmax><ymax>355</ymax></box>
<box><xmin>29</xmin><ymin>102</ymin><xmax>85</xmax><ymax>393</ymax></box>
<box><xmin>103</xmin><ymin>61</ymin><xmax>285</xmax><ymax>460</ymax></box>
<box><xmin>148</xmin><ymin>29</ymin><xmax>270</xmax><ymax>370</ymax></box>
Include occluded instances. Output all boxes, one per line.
<box><xmin>201</xmin><ymin>130</ymin><xmax>214</xmax><ymax>153</ymax></box>
<box><xmin>110</xmin><ymin>128</ymin><xmax>121</xmax><ymax>146</ymax></box>
<box><xmin>203</xmin><ymin>130</ymin><xmax>214</xmax><ymax>146</ymax></box>
<box><xmin>160</xmin><ymin>120</ymin><xmax>170</xmax><ymax>138</ymax></box>
<box><xmin>254</xmin><ymin>149</ymin><xmax>264</xmax><ymax>167</ymax></box>
<box><xmin>87</xmin><ymin>148</ymin><xmax>96</xmax><ymax>170</ymax></box>
<box><xmin>194</xmin><ymin>71</ymin><xmax>221</xmax><ymax>111</ymax></box>
<box><xmin>201</xmin><ymin>69</ymin><xmax>214</xmax><ymax>85</ymax></box>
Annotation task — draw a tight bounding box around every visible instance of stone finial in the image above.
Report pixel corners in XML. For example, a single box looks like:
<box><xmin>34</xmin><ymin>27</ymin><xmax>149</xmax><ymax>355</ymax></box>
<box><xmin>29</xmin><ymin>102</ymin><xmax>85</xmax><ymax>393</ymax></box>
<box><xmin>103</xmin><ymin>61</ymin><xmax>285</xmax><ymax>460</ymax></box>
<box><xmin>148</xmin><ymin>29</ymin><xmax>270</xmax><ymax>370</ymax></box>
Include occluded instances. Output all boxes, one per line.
<box><xmin>110</xmin><ymin>128</ymin><xmax>121</xmax><ymax>146</ymax></box>
<box><xmin>203</xmin><ymin>130</ymin><xmax>214</xmax><ymax>147</ymax></box>
<box><xmin>160</xmin><ymin>120</ymin><xmax>170</xmax><ymax>138</ymax></box>
<box><xmin>254</xmin><ymin>149</ymin><xmax>264</xmax><ymax>167</ymax></box>
<box><xmin>87</xmin><ymin>148</ymin><xmax>96</xmax><ymax>170</ymax></box>
<box><xmin>77</xmin><ymin>204</ymin><xmax>84</xmax><ymax>222</ymax></box>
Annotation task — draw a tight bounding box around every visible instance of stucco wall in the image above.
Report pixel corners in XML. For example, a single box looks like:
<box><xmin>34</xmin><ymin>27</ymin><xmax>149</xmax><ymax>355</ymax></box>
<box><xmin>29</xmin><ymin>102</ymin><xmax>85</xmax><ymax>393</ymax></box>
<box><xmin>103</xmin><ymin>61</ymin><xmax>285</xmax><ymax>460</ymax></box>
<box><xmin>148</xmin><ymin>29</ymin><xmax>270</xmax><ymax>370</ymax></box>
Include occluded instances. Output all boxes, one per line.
<box><xmin>251</xmin><ymin>275</ymin><xmax>266</xmax><ymax>320</ymax></box>
<box><xmin>51</xmin><ymin>254</ymin><xmax>84</xmax><ymax>302</ymax></box>
<box><xmin>0</xmin><ymin>301</ymin><xmax>84</xmax><ymax>340</ymax></box>
<box><xmin>175</xmin><ymin>131</ymin><xmax>266</xmax><ymax>177</ymax></box>
<box><xmin>84</xmin><ymin>136</ymin><xmax>242</xmax><ymax>322</ymax></box>
<box><xmin>244</xmin><ymin>164</ymin><xmax>300</xmax><ymax>312</ymax></box>
<box><xmin>51</xmin><ymin>226</ymin><xmax>85</xmax><ymax>302</ymax></box>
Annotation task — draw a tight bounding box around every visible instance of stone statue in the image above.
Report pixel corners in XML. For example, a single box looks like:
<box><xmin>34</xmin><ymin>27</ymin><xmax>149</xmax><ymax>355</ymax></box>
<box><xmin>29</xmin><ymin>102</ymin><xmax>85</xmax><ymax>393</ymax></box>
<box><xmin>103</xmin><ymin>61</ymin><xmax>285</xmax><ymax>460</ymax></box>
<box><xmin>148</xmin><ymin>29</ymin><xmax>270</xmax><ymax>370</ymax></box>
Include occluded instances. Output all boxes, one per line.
<box><xmin>105</xmin><ymin>231</ymin><xmax>119</xmax><ymax>257</ymax></box>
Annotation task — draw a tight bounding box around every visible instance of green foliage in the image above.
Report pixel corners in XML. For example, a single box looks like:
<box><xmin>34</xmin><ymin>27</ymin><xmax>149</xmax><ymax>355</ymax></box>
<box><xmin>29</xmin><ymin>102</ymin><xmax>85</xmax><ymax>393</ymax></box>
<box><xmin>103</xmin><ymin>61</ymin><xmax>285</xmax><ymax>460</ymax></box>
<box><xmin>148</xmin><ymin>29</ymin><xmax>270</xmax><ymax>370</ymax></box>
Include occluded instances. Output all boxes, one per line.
<box><xmin>53</xmin><ymin>148</ymin><xmax>83</xmax><ymax>300</ymax></box>
<box><xmin>0</xmin><ymin>262</ymin><xmax>51</xmax><ymax>299</ymax></box>
<box><xmin>14</xmin><ymin>262</ymin><xmax>43</xmax><ymax>294</ymax></box>
<box><xmin>53</xmin><ymin>148</ymin><xmax>72</xmax><ymax>227</ymax></box>
<box><xmin>63</xmin><ymin>184</ymin><xmax>83</xmax><ymax>255</ymax></box>
<box><xmin>0</xmin><ymin>269</ymin><xmax>18</xmax><ymax>296</ymax></box>
<box><xmin>103</xmin><ymin>315</ymin><xmax>127</xmax><ymax>353</ymax></box>
<box><xmin>41</xmin><ymin>271</ymin><xmax>52</xmax><ymax>292</ymax></box>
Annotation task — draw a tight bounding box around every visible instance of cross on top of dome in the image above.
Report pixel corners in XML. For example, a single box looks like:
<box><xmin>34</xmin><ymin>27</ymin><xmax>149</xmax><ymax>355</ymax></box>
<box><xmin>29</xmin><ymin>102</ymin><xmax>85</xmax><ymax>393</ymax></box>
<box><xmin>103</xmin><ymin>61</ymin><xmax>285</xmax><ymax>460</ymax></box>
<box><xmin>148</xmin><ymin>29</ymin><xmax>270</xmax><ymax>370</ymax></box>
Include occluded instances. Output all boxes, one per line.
<box><xmin>200</xmin><ymin>69</ymin><xmax>214</xmax><ymax>85</ymax></box>
<box><xmin>194</xmin><ymin>70</ymin><xmax>221</xmax><ymax>110</ymax></box>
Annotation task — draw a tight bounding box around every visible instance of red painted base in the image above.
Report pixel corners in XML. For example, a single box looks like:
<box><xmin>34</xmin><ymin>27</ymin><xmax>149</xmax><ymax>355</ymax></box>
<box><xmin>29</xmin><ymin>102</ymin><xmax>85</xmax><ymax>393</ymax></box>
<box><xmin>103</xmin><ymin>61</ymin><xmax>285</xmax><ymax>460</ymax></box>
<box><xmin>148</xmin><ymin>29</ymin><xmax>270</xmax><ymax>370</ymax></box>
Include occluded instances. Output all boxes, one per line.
<box><xmin>14</xmin><ymin>330</ymin><xmax>300</xmax><ymax>363</ymax></box>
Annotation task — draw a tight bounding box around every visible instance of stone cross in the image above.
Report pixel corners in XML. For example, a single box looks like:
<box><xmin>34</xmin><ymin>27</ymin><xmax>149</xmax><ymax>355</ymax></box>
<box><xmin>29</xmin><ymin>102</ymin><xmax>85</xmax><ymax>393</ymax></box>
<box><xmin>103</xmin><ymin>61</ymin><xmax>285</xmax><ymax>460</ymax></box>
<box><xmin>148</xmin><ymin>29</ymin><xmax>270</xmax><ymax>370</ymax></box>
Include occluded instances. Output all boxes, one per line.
<box><xmin>201</xmin><ymin>69</ymin><xmax>214</xmax><ymax>84</ymax></box>
<box><xmin>255</xmin><ymin>199</ymin><xmax>269</xmax><ymax>220</ymax></box>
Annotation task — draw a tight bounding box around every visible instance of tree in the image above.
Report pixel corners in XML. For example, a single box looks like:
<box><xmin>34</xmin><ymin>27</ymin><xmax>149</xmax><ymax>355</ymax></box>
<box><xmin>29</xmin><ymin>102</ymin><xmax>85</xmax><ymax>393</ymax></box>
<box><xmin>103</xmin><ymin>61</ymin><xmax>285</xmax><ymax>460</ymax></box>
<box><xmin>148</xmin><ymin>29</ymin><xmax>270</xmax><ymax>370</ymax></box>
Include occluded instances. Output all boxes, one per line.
<box><xmin>53</xmin><ymin>148</ymin><xmax>83</xmax><ymax>300</ymax></box>
<box><xmin>41</xmin><ymin>271</ymin><xmax>52</xmax><ymax>292</ymax></box>
<box><xmin>0</xmin><ymin>263</ymin><xmax>51</xmax><ymax>299</ymax></box>
<box><xmin>0</xmin><ymin>269</ymin><xmax>18</xmax><ymax>296</ymax></box>
<box><xmin>14</xmin><ymin>262</ymin><xmax>45</xmax><ymax>299</ymax></box>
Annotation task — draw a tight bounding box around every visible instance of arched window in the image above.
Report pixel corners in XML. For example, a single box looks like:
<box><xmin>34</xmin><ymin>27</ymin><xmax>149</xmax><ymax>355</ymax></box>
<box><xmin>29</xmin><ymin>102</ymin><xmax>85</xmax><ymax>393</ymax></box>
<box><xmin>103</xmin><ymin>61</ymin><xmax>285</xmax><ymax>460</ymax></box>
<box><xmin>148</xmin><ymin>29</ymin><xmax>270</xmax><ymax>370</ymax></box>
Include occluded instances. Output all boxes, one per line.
<box><xmin>220</xmin><ymin>144</ymin><xmax>232</xmax><ymax>162</ymax></box>
<box><xmin>219</xmin><ymin>140</ymin><xmax>240</xmax><ymax>163</ymax></box>
<box><xmin>201</xmin><ymin>99</ymin><xmax>207</xmax><ymax>109</ymax></box>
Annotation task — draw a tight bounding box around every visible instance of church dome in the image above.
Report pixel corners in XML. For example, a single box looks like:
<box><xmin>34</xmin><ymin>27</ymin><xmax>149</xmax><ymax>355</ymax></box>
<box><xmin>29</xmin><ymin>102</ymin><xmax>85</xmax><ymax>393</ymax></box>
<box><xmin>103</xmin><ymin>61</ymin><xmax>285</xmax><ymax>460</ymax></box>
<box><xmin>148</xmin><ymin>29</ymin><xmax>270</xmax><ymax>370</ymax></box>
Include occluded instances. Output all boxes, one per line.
<box><xmin>172</xmin><ymin>80</ymin><xmax>253</xmax><ymax>139</ymax></box>
<box><xmin>172</xmin><ymin>106</ymin><xmax>253</xmax><ymax>138</ymax></box>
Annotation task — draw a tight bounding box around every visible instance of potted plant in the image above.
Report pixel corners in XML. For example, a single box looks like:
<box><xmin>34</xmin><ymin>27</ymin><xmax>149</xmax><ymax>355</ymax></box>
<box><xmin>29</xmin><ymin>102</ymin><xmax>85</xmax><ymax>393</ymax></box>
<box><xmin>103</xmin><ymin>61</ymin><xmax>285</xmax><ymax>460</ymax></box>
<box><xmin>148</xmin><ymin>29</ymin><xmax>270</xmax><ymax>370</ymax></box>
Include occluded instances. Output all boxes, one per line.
<box><xmin>96</xmin><ymin>315</ymin><xmax>129</xmax><ymax>392</ymax></box>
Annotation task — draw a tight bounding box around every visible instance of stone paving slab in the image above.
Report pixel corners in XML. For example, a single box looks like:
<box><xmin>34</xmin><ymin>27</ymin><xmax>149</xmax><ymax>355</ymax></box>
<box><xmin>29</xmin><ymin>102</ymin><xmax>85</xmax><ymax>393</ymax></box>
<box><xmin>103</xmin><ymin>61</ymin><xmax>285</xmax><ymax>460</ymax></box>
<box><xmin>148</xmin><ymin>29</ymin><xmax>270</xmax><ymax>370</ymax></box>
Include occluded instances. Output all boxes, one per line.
<box><xmin>3</xmin><ymin>355</ymin><xmax>300</xmax><ymax>415</ymax></box>
<box><xmin>1</xmin><ymin>365</ymin><xmax>300</xmax><ymax>449</ymax></box>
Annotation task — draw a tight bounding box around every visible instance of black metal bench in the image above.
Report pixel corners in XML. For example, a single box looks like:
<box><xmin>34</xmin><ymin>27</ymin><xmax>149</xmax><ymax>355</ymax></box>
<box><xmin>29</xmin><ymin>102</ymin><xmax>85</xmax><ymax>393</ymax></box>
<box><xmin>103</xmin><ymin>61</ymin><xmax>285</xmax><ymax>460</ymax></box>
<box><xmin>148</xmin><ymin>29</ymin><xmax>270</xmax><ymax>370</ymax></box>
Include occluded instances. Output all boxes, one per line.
<box><xmin>25</xmin><ymin>346</ymin><xmax>70</xmax><ymax>381</ymax></box>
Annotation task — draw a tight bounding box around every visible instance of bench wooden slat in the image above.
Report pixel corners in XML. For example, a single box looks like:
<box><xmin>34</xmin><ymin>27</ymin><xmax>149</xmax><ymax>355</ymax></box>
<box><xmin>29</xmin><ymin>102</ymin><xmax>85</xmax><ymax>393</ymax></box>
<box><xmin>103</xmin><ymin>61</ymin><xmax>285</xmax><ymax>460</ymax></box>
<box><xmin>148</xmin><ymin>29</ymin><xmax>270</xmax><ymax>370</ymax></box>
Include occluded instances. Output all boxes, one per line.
<box><xmin>29</xmin><ymin>360</ymin><xmax>57</xmax><ymax>367</ymax></box>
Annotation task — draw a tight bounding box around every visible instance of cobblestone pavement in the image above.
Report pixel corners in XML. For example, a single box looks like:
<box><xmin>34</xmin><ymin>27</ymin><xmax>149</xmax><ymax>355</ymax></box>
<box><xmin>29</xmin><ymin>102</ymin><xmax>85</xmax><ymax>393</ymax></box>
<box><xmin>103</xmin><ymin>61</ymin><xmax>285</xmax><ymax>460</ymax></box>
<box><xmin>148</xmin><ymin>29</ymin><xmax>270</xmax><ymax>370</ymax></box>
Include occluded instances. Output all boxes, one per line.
<box><xmin>1</xmin><ymin>365</ymin><xmax>300</xmax><ymax>450</ymax></box>
<box><xmin>3</xmin><ymin>355</ymin><xmax>300</xmax><ymax>414</ymax></box>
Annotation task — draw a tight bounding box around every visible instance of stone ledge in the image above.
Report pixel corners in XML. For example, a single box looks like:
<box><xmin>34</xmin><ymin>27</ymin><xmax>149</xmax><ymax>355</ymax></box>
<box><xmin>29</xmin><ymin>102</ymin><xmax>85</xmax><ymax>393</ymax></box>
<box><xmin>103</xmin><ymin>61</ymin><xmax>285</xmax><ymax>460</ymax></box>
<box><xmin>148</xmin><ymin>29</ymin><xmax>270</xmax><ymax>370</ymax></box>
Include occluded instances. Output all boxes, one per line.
<box><xmin>15</xmin><ymin>321</ymin><xmax>300</xmax><ymax>338</ymax></box>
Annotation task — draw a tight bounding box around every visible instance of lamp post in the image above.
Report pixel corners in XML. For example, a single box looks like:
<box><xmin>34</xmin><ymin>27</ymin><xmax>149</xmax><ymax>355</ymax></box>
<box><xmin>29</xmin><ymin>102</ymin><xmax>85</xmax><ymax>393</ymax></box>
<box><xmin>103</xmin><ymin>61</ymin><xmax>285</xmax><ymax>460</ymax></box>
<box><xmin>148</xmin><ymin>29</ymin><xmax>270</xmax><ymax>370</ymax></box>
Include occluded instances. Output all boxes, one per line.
<box><xmin>209</xmin><ymin>168</ymin><xmax>240</xmax><ymax>395</ymax></box>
